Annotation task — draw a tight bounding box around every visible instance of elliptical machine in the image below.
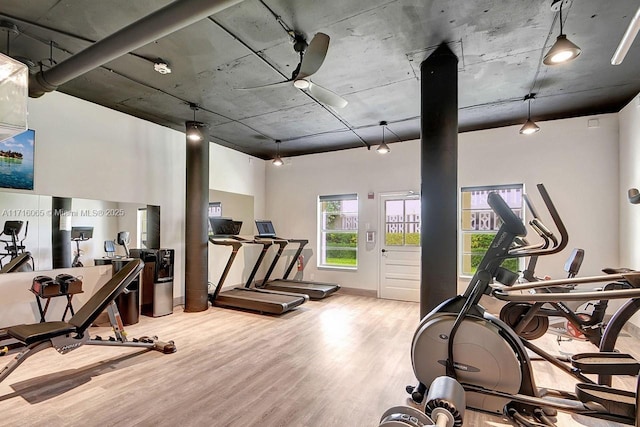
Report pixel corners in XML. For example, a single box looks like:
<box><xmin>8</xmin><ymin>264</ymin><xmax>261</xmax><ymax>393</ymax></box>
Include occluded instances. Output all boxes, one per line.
<box><xmin>407</xmin><ymin>184</ymin><xmax>640</xmax><ymax>426</ymax></box>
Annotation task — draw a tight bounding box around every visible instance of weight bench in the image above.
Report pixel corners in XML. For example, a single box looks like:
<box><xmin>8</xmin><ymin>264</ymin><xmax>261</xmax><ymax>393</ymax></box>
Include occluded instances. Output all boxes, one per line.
<box><xmin>0</xmin><ymin>259</ymin><xmax>176</xmax><ymax>385</ymax></box>
<box><xmin>0</xmin><ymin>251</ymin><xmax>33</xmax><ymax>274</ymax></box>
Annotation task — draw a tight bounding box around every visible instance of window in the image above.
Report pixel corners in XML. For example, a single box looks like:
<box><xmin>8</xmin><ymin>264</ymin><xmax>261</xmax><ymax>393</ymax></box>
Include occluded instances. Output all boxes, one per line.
<box><xmin>384</xmin><ymin>197</ymin><xmax>420</xmax><ymax>246</ymax></box>
<box><xmin>318</xmin><ymin>194</ymin><xmax>358</xmax><ymax>268</ymax></box>
<box><xmin>460</xmin><ymin>184</ymin><xmax>523</xmax><ymax>276</ymax></box>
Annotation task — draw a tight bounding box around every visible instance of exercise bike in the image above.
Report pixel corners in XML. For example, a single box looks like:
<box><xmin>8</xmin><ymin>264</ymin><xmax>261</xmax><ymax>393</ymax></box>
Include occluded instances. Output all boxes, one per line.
<box><xmin>500</xmin><ymin>194</ymin><xmax>635</xmax><ymax>350</ymax></box>
<box><xmin>71</xmin><ymin>226</ymin><xmax>93</xmax><ymax>267</ymax></box>
<box><xmin>500</xmin><ymin>246</ymin><xmax>634</xmax><ymax>348</ymax></box>
<box><xmin>407</xmin><ymin>184</ymin><xmax>640</xmax><ymax>426</ymax></box>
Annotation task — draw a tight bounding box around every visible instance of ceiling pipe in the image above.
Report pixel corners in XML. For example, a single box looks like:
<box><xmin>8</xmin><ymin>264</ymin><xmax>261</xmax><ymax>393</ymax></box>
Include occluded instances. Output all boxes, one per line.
<box><xmin>29</xmin><ymin>0</ymin><xmax>244</xmax><ymax>97</ymax></box>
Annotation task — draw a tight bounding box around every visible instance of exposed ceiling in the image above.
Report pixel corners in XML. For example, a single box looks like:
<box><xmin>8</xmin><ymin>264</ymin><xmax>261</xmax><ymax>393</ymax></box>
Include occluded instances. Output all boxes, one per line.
<box><xmin>1</xmin><ymin>0</ymin><xmax>639</xmax><ymax>160</ymax></box>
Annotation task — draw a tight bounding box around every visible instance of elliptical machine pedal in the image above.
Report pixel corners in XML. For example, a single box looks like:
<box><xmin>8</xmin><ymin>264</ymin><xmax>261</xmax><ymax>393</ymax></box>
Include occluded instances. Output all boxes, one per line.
<box><xmin>405</xmin><ymin>383</ymin><xmax>426</xmax><ymax>404</ymax></box>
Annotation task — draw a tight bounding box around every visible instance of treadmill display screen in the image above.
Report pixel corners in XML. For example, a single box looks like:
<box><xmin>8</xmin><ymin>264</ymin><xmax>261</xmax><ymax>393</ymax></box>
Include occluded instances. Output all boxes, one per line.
<box><xmin>255</xmin><ymin>220</ymin><xmax>276</xmax><ymax>237</ymax></box>
<box><xmin>210</xmin><ymin>218</ymin><xmax>242</xmax><ymax>236</ymax></box>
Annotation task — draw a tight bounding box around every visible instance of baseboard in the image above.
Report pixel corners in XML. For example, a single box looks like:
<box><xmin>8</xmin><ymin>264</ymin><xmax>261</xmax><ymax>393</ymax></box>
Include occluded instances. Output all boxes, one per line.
<box><xmin>337</xmin><ymin>287</ymin><xmax>377</xmax><ymax>298</ymax></box>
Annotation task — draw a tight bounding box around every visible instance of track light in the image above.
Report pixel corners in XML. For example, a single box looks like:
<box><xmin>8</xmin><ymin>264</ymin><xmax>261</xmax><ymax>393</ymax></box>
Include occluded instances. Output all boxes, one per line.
<box><xmin>543</xmin><ymin>0</ymin><xmax>581</xmax><ymax>65</ymax></box>
<box><xmin>519</xmin><ymin>94</ymin><xmax>540</xmax><ymax>135</ymax></box>
<box><xmin>273</xmin><ymin>140</ymin><xmax>283</xmax><ymax>166</ymax></box>
<box><xmin>186</xmin><ymin>103</ymin><xmax>206</xmax><ymax>141</ymax></box>
<box><xmin>611</xmin><ymin>5</ymin><xmax>640</xmax><ymax>65</ymax></box>
<box><xmin>376</xmin><ymin>121</ymin><xmax>391</xmax><ymax>154</ymax></box>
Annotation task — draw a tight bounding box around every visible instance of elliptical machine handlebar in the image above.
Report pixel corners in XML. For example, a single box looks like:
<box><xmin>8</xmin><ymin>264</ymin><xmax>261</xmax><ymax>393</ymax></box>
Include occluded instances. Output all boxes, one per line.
<box><xmin>525</xmin><ymin>192</ymin><xmax>558</xmax><ymax>248</ymax></box>
<box><xmin>507</xmin><ymin>184</ymin><xmax>568</xmax><ymax>259</ymax></box>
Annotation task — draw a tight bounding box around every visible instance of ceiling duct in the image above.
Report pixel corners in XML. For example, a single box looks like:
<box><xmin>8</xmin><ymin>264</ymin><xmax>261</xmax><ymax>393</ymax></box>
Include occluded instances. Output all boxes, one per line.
<box><xmin>29</xmin><ymin>0</ymin><xmax>244</xmax><ymax>97</ymax></box>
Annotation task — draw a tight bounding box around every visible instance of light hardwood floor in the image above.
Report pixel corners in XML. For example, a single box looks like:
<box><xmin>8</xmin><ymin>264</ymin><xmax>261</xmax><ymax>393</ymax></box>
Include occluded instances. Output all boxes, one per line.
<box><xmin>0</xmin><ymin>293</ymin><xmax>637</xmax><ymax>426</ymax></box>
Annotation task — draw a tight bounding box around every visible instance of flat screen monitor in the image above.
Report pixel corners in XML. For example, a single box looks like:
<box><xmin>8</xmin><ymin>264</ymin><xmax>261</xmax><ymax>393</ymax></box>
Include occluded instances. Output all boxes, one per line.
<box><xmin>71</xmin><ymin>226</ymin><xmax>93</xmax><ymax>240</ymax></box>
<box><xmin>255</xmin><ymin>220</ymin><xmax>276</xmax><ymax>237</ymax></box>
<box><xmin>3</xmin><ymin>220</ymin><xmax>23</xmax><ymax>236</ymax></box>
<box><xmin>209</xmin><ymin>217</ymin><xmax>242</xmax><ymax>236</ymax></box>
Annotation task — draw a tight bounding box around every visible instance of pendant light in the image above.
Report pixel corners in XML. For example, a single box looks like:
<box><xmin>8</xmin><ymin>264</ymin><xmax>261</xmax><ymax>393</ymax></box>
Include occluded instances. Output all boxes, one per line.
<box><xmin>376</xmin><ymin>121</ymin><xmax>390</xmax><ymax>154</ymax></box>
<box><xmin>519</xmin><ymin>94</ymin><xmax>540</xmax><ymax>135</ymax></box>
<box><xmin>543</xmin><ymin>0</ymin><xmax>581</xmax><ymax>65</ymax></box>
<box><xmin>186</xmin><ymin>103</ymin><xmax>205</xmax><ymax>141</ymax></box>
<box><xmin>273</xmin><ymin>140</ymin><xmax>283</xmax><ymax>166</ymax></box>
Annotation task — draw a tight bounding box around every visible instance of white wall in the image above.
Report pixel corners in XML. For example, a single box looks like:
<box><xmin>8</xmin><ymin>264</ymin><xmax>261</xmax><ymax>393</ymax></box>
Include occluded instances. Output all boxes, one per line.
<box><xmin>619</xmin><ymin>94</ymin><xmax>640</xmax><ymax>268</ymax></box>
<box><xmin>266</xmin><ymin>142</ymin><xmax>421</xmax><ymax>291</ymax></box>
<box><xmin>460</xmin><ymin>114</ymin><xmax>620</xmax><ymax>280</ymax></box>
<box><xmin>208</xmin><ymin>145</ymin><xmax>267</xmax><ymax>291</ymax></box>
<box><xmin>618</xmin><ymin>93</ymin><xmax>640</xmax><ymax>328</ymax></box>
<box><xmin>266</xmin><ymin>114</ymin><xmax>620</xmax><ymax>294</ymax></box>
<box><xmin>0</xmin><ymin>91</ymin><xmax>265</xmax><ymax>328</ymax></box>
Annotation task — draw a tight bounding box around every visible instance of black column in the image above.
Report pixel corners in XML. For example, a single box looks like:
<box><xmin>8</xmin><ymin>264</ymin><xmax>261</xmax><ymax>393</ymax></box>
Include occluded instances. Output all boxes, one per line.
<box><xmin>146</xmin><ymin>204</ymin><xmax>161</xmax><ymax>249</ymax></box>
<box><xmin>184</xmin><ymin>127</ymin><xmax>209</xmax><ymax>312</ymax></box>
<box><xmin>51</xmin><ymin>196</ymin><xmax>72</xmax><ymax>269</ymax></box>
<box><xmin>420</xmin><ymin>43</ymin><xmax>458</xmax><ymax>318</ymax></box>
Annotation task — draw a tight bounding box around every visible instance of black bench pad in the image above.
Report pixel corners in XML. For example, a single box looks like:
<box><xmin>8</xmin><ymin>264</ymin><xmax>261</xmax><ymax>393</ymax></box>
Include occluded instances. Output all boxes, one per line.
<box><xmin>8</xmin><ymin>322</ymin><xmax>76</xmax><ymax>345</ymax></box>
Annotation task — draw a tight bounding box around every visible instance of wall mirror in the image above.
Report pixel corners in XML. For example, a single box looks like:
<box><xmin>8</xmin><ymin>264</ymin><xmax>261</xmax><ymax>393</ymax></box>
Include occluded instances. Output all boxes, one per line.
<box><xmin>209</xmin><ymin>190</ymin><xmax>254</xmax><ymax>235</ymax></box>
<box><xmin>0</xmin><ymin>191</ymin><xmax>158</xmax><ymax>271</ymax></box>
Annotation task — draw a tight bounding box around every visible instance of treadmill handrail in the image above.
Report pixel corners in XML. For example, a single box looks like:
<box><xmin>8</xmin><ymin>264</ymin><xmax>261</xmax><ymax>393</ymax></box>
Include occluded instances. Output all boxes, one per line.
<box><xmin>256</xmin><ymin>238</ymin><xmax>288</xmax><ymax>286</ymax></box>
<box><xmin>208</xmin><ymin>237</ymin><xmax>242</xmax><ymax>301</ymax></box>
<box><xmin>243</xmin><ymin>239</ymin><xmax>273</xmax><ymax>288</ymax></box>
<box><xmin>287</xmin><ymin>238</ymin><xmax>309</xmax><ymax>245</ymax></box>
<box><xmin>209</xmin><ymin>237</ymin><xmax>243</xmax><ymax>249</ymax></box>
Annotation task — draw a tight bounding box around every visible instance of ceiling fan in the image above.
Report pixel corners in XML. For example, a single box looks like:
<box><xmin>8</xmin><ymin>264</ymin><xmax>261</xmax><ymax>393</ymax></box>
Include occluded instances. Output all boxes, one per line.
<box><xmin>240</xmin><ymin>32</ymin><xmax>348</xmax><ymax>109</ymax></box>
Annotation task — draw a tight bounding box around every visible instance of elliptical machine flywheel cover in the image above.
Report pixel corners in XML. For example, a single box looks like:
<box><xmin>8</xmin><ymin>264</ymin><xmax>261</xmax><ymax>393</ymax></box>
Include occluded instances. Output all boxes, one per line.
<box><xmin>411</xmin><ymin>312</ymin><xmax>522</xmax><ymax>414</ymax></box>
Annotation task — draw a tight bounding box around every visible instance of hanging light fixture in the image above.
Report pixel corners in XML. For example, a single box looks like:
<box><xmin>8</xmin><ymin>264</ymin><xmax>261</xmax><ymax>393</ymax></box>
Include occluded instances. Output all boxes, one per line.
<box><xmin>273</xmin><ymin>140</ymin><xmax>283</xmax><ymax>166</ymax></box>
<box><xmin>186</xmin><ymin>103</ymin><xmax>205</xmax><ymax>141</ymax></box>
<box><xmin>519</xmin><ymin>94</ymin><xmax>540</xmax><ymax>135</ymax></box>
<box><xmin>376</xmin><ymin>121</ymin><xmax>390</xmax><ymax>154</ymax></box>
<box><xmin>543</xmin><ymin>0</ymin><xmax>581</xmax><ymax>65</ymax></box>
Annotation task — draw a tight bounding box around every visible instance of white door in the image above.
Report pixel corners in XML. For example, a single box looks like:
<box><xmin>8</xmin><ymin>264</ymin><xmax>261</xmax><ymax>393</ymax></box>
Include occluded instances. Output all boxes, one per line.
<box><xmin>379</xmin><ymin>193</ymin><xmax>421</xmax><ymax>302</ymax></box>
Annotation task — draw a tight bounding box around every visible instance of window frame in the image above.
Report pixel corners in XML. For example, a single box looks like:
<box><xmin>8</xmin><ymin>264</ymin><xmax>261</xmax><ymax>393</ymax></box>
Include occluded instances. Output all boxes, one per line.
<box><xmin>459</xmin><ymin>184</ymin><xmax>525</xmax><ymax>278</ymax></box>
<box><xmin>383</xmin><ymin>196</ymin><xmax>421</xmax><ymax>247</ymax></box>
<box><xmin>317</xmin><ymin>193</ymin><xmax>359</xmax><ymax>270</ymax></box>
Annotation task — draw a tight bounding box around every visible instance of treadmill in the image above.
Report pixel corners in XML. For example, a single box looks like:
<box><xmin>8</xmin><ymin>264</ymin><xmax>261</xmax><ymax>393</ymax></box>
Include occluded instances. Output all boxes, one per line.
<box><xmin>254</xmin><ymin>220</ymin><xmax>340</xmax><ymax>299</ymax></box>
<box><xmin>208</xmin><ymin>218</ymin><xmax>307</xmax><ymax>314</ymax></box>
